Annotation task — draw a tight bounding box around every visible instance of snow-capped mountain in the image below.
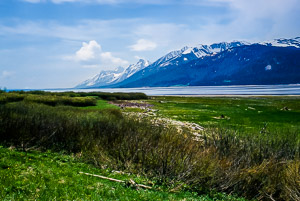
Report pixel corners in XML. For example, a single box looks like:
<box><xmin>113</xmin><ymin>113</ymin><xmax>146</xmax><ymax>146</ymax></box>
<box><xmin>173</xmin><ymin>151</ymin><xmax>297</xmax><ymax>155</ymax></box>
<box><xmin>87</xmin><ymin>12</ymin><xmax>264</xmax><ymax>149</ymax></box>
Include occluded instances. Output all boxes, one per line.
<box><xmin>76</xmin><ymin>66</ymin><xmax>124</xmax><ymax>88</ymax></box>
<box><xmin>104</xmin><ymin>41</ymin><xmax>250</xmax><ymax>88</ymax></box>
<box><xmin>112</xmin><ymin>44</ymin><xmax>300</xmax><ymax>88</ymax></box>
<box><xmin>76</xmin><ymin>37</ymin><xmax>300</xmax><ymax>89</ymax></box>
<box><xmin>114</xmin><ymin>59</ymin><xmax>150</xmax><ymax>83</ymax></box>
<box><xmin>76</xmin><ymin>59</ymin><xmax>150</xmax><ymax>88</ymax></box>
<box><xmin>260</xmin><ymin>37</ymin><xmax>300</xmax><ymax>48</ymax></box>
<box><xmin>152</xmin><ymin>41</ymin><xmax>249</xmax><ymax>68</ymax></box>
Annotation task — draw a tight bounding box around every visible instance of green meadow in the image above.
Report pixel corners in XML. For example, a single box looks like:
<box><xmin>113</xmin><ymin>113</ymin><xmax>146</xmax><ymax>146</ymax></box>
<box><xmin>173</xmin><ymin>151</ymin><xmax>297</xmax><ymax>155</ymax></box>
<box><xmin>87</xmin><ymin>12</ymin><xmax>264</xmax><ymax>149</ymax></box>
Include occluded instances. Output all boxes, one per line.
<box><xmin>147</xmin><ymin>96</ymin><xmax>300</xmax><ymax>132</ymax></box>
<box><xmin>81</xmin><ymin>99</ymin><xmax>119</xmax><ymax>110</ymax></box>
<box><xmin>0</xmin><ymin>90</ymin><xmax>299</xmax><ymax>200</ymax></box>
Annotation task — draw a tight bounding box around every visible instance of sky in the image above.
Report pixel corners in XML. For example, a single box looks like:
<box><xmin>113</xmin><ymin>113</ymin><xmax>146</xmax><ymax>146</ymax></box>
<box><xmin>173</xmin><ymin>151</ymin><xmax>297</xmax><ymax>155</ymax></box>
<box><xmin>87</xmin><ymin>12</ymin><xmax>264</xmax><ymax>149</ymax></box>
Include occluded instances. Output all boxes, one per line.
<box><xmin>0</xmin><ymin>0</ymin><xmax>299</xmax><ymax>89</ymax></box>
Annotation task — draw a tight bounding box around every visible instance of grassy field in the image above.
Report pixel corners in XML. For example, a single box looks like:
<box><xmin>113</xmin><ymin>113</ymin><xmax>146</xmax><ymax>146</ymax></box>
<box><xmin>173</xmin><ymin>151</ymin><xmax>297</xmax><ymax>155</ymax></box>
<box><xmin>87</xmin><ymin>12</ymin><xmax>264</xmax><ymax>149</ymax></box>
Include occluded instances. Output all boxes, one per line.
<box><xmin>147</xmin><ymin>96</ymin><xmax>300</xmax><ymax>132</ymax></box>
<box><xmin>0</xmin><ymin>147</ymin><xmax>244</xmax><ymax>200</ymax></box>
<box><xmin>81</xmin><ymin>99</ymin><xmax>119</xmax><ymax>110</ymax></box>
<box><xmin>0</xmin><ymin>91</ymin><xmax>299</xmax><ymax>200</ymax></box>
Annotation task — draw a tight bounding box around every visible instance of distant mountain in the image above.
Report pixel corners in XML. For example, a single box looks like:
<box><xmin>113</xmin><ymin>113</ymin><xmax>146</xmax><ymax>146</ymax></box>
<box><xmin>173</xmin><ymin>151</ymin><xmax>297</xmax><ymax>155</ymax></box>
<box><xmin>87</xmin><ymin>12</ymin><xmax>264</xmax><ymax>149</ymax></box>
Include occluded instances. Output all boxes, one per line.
<box><xmin>259</xmin><ymin>37</ymin><xmax>300</xmax><ymax>48</ymax></box>
<box><xmin>114</xmin><ymin>45</ymin><xmax>300</xmax><ymax>87</ymax></box>
<box><xmin>77</xmin><ymin>37</ymin><xmax>300</xmax><ymax>88</ymax></box>
<box><xmin>76</xmin><ymin>66</ymin><xmax>124</xmax><ymax>88</ymax></box>
<box><xmin>151</xmin><ymin>41</ymin><xmax>249</xmax><ymax>68</ymax></box>
<box><xmin>104</xmin><ymin>41</ymin><xmax>249</xmax><ymax>88</ymax></box>
<box><xmin>115</xmin><ymin>59</ymin><xmax>150</xmax><ymax>83</ymax></box>
<box><xmin>76</xmin><ymin>59</ymin><xmax>150</xmax><ymax>88</ymax></box>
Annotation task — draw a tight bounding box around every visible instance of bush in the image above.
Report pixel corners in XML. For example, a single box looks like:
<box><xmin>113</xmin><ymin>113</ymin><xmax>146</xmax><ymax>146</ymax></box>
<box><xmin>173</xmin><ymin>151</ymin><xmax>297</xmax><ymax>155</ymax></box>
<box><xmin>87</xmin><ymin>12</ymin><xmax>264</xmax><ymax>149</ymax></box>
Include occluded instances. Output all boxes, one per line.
<box><xmin>0</xmin><ymin>102</ymin><xmax>121</xmax><ymax>151</ymax></box>
<box><xmin>21</xmin><ymin>91</ymin><xmax>148</xmax><ymax>100</ymax></box>
<box><xmin>23</xmin><ymin>95</ymin><xmax>97</xmax><ymax>107</ymax></box>
<box><xmin>0</xmin><ymin>93</ymin><xmax>25</xmax><ymax>104</ymax></box>
<box><xmin>77</xmin><ymin>92</ymin><xmax>148</xmax><ymax>100</ymax></box>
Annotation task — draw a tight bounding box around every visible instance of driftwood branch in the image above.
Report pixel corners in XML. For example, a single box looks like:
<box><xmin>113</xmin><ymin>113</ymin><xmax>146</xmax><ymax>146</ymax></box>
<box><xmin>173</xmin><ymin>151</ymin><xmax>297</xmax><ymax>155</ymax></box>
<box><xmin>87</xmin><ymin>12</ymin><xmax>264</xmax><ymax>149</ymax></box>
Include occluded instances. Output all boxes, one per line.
<box><xmin>79</xmin><ymin>171</ymin><xmax>124</xmax><ymax>183</ymax></box>
<box><xmin>79</xmin><ymin>172</ymin><xmax>152</xmax><ymax>189</ymax></box>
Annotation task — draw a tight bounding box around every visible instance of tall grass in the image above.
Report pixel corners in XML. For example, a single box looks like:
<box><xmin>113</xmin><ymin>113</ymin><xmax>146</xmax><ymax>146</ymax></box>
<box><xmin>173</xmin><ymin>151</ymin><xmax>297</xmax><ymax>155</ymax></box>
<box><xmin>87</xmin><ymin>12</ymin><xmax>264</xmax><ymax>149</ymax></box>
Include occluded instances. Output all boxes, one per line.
<box><xmin>13</xmin><ymin>90</ymin><xmax>148</xmax><ymax>100</ymax></box>
<box><xmin>24</xmin><ymin>94</ymin><xmax>97</xmax><ymax>107</ymax></box>
<box><xmin>0</xmin><ymin>93</ymin><xmax>96</xmax><ymax>107</ymax></box>
<box><xmin>0</xmin><ymin>97</ymin><xmax>299</xmax><ymax>200</ymax></box>
<box><xmin>0</xmin><ymin>93</ymin><xmax>25</xmax><ymax>104</ymax></box>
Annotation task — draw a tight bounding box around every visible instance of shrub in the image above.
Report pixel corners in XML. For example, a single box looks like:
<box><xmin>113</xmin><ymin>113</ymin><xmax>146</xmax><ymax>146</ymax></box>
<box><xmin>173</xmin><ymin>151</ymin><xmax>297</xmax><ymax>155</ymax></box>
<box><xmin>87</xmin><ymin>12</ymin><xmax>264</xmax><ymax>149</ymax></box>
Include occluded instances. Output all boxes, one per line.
<box><xmin>23</xmin><ymin>95</ymin><xmax>97</xmax><ymax>107</ymax></box>
<box><xmin>0</xmin><ymin>93</ymin><xmax>25</xmax><ymax>104</ymax></box>
<box><xmin>20</xmin><ymin>90</ymin><xmax>148</xmax><ymax>100</ymax></box>
<box><xmin>77</xmin><ymin>92</ymin><xmax>148</xmax><ymax>100</ymax></box>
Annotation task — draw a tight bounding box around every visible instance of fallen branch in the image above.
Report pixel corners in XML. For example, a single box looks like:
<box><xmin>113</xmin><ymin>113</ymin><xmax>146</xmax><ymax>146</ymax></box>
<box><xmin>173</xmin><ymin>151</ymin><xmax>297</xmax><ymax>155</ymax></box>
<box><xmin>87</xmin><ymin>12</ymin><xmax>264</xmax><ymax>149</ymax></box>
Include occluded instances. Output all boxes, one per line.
<box><xmin>79</xmin><ymin>171</ymin><xmax>152</xmax><ymax>189</ymax></box>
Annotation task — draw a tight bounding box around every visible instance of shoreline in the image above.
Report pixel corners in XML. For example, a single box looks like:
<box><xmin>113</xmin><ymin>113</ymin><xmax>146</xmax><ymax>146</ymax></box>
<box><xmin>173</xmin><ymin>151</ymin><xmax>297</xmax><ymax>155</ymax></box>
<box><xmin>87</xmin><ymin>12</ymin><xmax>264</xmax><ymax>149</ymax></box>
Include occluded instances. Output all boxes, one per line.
<box><xmin>7</xmin><ymin>84</ymin><xmax>300</xmax><ymax>96</ymax></box>
<box><xmin>152</xmin><ymin>94</ymin><xmax>300</xmax><ymax>97</ymax></box>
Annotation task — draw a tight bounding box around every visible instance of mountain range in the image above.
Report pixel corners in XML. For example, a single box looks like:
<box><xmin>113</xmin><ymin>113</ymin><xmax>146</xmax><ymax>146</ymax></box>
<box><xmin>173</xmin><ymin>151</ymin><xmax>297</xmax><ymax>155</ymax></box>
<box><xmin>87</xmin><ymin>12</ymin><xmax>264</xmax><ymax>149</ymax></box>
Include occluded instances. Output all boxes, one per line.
<box><xmin>76</xmin><ymin>59</ymin><xmax>150</xmax><ymax>88</ymax></box>
<box><xmin>76</xmin><ymin>37</ymin><xmax>300</xmax><ymax>88</ymax></box>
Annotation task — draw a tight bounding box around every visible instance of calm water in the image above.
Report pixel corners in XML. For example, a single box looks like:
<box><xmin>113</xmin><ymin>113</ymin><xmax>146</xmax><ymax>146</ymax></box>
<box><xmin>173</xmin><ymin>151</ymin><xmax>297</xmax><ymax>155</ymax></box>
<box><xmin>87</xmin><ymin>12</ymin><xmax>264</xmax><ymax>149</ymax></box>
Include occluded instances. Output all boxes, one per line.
<box><xmin>51</xmin><ymin>84</ymin><xmax>300</xmax><ymax>96</ymax></box>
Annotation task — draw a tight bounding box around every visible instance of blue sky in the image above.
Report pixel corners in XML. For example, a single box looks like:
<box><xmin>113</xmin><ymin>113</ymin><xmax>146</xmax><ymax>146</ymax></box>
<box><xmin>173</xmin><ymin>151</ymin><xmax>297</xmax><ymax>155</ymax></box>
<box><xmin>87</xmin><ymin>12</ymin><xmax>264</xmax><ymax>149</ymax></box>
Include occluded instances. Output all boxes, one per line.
<box><xmin>0</xmin><ymin>0</ymin><xmax>299</xmax><ymax>89</ymax></box>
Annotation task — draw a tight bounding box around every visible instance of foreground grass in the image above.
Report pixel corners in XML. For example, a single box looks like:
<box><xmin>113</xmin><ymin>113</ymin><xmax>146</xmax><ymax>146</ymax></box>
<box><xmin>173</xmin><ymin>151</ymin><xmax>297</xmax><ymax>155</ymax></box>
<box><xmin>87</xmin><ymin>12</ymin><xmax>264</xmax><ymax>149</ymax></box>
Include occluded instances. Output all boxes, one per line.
<box><xmin>1</xmin><ymin>92</ymin><xmax>299</xmax><ymax>200</ymax></box>
<box><xmin>0</xmin><ymin>147</ymin><xmax>245</xmax><ymax>201</ymax></box>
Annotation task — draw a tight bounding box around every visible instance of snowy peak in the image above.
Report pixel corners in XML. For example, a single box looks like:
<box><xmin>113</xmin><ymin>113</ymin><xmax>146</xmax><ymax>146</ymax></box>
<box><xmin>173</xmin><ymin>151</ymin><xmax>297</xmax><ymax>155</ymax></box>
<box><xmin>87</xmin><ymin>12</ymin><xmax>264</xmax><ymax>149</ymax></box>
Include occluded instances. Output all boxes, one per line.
<box><xmin>153</xmin><ymin>48</ymin><xmax>187</xmax><ymax>67</ymax></box>
<box><xmin>130</xmin><ymin>59</ymin><xmax>150</xmax><ymax>72</ymax></box>
<box><xmin>182</xmin><ymin>41</ymin><xmax>249</xmax><ymax>58</ymax></box>
<box><xmin>154</xmin><ymin>41</ymin><xmax>249</xmax><ymax>67</ymax></box>
<box><xmin>136</xmin><ymin>58</ymin><xmax>150</xmax><ymax>67</ymax></box>
<box><xmin>76</xmin><ymin>66</ymin><xmax>125</xmax><ymax>88</ymax></box>
<box><xmin>114</xmin><ymin>59</ymin><xmax>150</xmax><ymax>82</ymax></box>
<box><xmin>76</xmin><ymin>37</ymin><xmax>299</xmax><ymax>89</ymax></box>
<box><xmin>182</xmin><ymin>45</ymin><xmax>212</xmax><ymax>58</ymax></box>
<box><xmin>114</xmin><ymin>66</ymin><xmax>125</xmax><ymax>73</ymax></box>
<box><xmin>76</xmin><ymin>59</ymin><xmax>150</xmax><ymax>88</ymax></box>
<box><xmin>260</xmin><ymin>37</ymin><xmax>300</xmax><ymax>48</ymax></box>
<box><xmin>208</xmin><ymin>41</ymin><xmax>250</xmax><ymax>53</ymax></box>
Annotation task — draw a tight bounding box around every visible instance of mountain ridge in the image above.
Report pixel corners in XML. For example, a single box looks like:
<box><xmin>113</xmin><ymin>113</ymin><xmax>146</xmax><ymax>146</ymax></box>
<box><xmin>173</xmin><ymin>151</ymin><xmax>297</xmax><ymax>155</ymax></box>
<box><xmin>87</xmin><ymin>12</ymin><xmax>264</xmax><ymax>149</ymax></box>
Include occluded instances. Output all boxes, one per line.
<box><xmin>76</xmin><ymin>59</ymin><xmax>150</xmax><ymax>88</ymax></box>
<box><xmin>76</xmin><ymin>37</ymin><xmax>300</xmax><ymax>89</ymax></box>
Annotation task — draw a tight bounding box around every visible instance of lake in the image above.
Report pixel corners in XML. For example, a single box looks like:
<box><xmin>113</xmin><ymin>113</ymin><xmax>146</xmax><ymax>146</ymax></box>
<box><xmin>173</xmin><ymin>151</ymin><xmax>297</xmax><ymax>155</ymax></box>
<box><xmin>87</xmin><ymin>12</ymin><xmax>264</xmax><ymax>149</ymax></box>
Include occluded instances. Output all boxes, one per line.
<box><xmin>51</xmin><ymin>84</ymin><xmax>300</xmax><ymax>96</ymax></box>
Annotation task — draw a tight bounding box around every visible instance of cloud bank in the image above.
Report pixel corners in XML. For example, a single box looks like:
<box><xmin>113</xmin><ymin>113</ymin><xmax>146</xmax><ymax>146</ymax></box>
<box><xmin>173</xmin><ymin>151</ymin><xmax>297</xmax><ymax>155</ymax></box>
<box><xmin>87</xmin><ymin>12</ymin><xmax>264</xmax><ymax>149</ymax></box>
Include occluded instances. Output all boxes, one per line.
<box><xmin>67</xmin><ymin>40</ymin><xmax>128</xmax><ymax>69</ymax></box>
<box><xmin>129</xmin><ymin>39</ymin><xmax>157</xmax><ymax>51</ymax></box>
<box><xmin>21</xmin><ymin>0</ymin><xmax>175</xmax><ymax>4</ymax></box>
<box><xmin>1</xmin><ymin>71</ymin><xmax>14</xmax><ymax>79</ymax></box>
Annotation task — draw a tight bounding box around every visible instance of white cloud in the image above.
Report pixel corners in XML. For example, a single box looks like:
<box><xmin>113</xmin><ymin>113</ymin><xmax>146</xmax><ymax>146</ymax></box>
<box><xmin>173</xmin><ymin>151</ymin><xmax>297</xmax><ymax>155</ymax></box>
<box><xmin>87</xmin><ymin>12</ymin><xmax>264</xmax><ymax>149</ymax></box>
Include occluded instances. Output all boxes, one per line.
<box><xmin>216</xmin><ymin>0</ymin><xmax>300</xmax><ymax>40</ymax></box>
<box><xmin>1</xmin><ymin>71</ymin><xmax>14</xmax><ymax>79</ymax></box>
<box><xmin>51</xmin><ymin>0</ymin><xmax>78</xmax><ymax>3</ymax></box>
<box><xmin>22</xmin><ymin>0</ymin><xmax>42</xmax><ymax>3</ymax></box>
<box><xmin>75</xmin><ymin>40</ymin><xmax>101</xmax><ymax>61</ymax></box>
<box><xmin>67</xmin><ymin>40</ymin><xmax>128</xmax><ymax>69</ymax></box>
<box><xmin>134</xmin><ymin>55</ymin><xmax>145</xmax><ymax>60</ymax></box>
<box><xmin>22</xmin><ymin>0</ymin><xmax>172</xmax><ymax>4</ymax></box>
<box><xmin>129</xmin><ymin>39</ymin><xmax>157</xmax><ymax>51</ymax></box>
<box><xmin>132</xmin><ymin>23</ymin><xmax>188</xmax><ymax>47</ymax></box>
<box><xmin>21</xmin><ymin>0</ymin><xmax>111</xmax><ymax>3</ymax></box>
<box><xmin>82</xmin><ymin>64</ymin><xmax>99</xmax><ymax>68</ymax></box>
<box><xmin>51</xmin><ymin>0</ymin><xmax>117</xmax><ymax>3</ymax></box>
<box><xmin>222</xmin><ymin>0</ymin><xmax>299</xmax><ymax>20</ymax></box>
<box><xmin>100</xmin><ymin>52</ymin><xmax>128</xmax><ymax>66</ymax></box>
<box><xmin>0</xmin><ymin>19</ymin><xmax>137</xmax><ymax>42</ymax></box>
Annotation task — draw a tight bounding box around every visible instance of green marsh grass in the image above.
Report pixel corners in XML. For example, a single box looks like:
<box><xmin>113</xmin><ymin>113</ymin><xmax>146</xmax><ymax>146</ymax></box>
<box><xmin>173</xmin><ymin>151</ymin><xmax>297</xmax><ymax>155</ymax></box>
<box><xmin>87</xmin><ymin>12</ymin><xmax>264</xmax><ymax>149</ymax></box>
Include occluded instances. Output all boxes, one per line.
<box><xmin>81</xmin><ymin>99</ymin><xmax>119</xmax><ymax>110</ymax></box>
<box><xmin>0</xmin><ymin>92</ymin><xmax>299</xmax><ymax>200</ymax></box>
<box><xmin>15</xmin><ymin>90</ymin><xmax>148</xmax><ymax>101</ymax></box>
<box><xmin>147</xmin><ymin>96</ymin><xmax>300</xmax><ymax>132</ymax></box>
